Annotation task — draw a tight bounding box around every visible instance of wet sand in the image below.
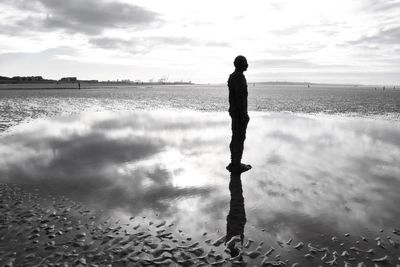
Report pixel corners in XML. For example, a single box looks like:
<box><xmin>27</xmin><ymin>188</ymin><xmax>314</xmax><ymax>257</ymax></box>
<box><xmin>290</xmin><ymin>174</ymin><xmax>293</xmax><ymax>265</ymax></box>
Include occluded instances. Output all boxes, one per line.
<box><xmin>1</xmin><ymin>110</ymin><xmax>400</xmax><ymax>266</ymax></box>
<box><xmin>1</xmin><ymin>183</ymin><xmax>227</xmax><ymax>266</ymax></box>
<box><xmin>1</xmin><ymin>183</ymin><xmax>399</xmax><ymax>266</ymax></box>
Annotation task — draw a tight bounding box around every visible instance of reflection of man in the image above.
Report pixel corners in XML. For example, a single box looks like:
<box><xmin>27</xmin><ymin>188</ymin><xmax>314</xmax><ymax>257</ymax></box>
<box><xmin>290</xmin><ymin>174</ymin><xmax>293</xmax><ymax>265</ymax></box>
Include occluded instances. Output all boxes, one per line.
<box><xmin>227</xmin><ymin>55</ymin><xmax>252</xmax><ymax>173</ymax></box>
<box><xmin>226</xmin><ymin>172</ymin><xmax>246</xmax><ymax>258</ymax></box>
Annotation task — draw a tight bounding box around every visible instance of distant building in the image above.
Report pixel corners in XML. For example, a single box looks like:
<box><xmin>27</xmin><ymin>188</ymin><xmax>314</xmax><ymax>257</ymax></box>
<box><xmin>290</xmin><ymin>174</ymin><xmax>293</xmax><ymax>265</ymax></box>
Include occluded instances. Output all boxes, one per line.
<box><xmin>60</xmin><ymin>77</ymin><xmax>77</xmax><ymax>82</ymax></box>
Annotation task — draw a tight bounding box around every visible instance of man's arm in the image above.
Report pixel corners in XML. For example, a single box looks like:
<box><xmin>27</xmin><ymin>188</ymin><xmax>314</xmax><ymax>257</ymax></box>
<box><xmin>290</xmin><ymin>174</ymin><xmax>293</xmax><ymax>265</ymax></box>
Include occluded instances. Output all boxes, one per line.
<box><xmin>234</xmin><ymin>76</ymin><xmax>249</xmax><ymax>122</ymax></box>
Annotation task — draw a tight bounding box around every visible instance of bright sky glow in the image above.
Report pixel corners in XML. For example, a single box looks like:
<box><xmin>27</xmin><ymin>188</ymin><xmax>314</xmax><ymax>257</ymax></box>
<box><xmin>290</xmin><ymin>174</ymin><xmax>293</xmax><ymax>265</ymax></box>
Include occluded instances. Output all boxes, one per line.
<box><xmin>0</xmin><ymin>0</ymin><xmax>399</xmax><ymax>84</ymax></box>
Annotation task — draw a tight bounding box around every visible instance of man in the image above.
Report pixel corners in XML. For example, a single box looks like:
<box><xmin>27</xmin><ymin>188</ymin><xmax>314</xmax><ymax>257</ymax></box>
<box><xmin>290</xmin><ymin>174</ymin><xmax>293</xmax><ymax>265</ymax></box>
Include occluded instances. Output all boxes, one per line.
<box><xmin>227</xmin><ymin>55</ymin><xmax>252</xmax><ymax>173</ymax></box>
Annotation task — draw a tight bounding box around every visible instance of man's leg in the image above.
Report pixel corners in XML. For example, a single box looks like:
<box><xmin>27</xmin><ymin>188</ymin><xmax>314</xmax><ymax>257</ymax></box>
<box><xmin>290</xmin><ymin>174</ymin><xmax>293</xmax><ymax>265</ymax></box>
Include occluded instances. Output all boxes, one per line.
<box><xmin>228</xmin><ymin>117</ymin><xmax>251</xmax><ymax>172</ymax></box>
<box><xmin>230</xmin><ymin>117</ymin><xmax>238</xmax><ymax>165</ymax></box>
<box><xmin>236</xmin><ymin>120</ymin><xmax>247</xmax><ymax>164</ymax></box>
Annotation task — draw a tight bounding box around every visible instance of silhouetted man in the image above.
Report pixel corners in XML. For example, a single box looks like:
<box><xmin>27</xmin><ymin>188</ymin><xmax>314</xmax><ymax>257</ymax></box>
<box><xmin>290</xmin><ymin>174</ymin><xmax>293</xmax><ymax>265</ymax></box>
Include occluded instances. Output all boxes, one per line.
<box><xmin>227</xmin><ymin>55</ymin><xmax>251</xmax><ymax>173</ymax></box>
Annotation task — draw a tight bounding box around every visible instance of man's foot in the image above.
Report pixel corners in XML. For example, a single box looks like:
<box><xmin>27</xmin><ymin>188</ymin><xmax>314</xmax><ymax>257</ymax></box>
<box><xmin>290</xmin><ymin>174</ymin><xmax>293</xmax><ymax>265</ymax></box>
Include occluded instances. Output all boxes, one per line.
<box><xmin>240</xmin><ymin>163</ymin><xmax>252</xmax><ymax>173</ymax></box>
<box><xmin>226</xmin><ymin>163</ymin><xmax>252</xmax><ymax>173</ymax></box>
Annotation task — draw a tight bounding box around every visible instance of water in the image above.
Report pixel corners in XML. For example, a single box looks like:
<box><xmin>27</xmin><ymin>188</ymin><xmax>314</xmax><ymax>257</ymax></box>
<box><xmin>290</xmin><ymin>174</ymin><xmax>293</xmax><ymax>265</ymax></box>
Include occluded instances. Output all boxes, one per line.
<box><xmin>1</xmin><ymin>84</ymin><xmax>400</xmax><ymax>132</ymax></box>
<box><xmin>1</xmin><ymin>85</ymin><xmax>400</xmax><ymax>265</ymax></box>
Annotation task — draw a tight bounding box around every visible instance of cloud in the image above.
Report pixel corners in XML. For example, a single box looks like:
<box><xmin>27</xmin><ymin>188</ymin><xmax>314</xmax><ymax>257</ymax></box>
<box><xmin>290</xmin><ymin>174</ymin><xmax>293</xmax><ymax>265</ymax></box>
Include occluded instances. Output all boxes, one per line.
<box><xmin>0</xmin><ymin>0</ymin><xmax>41</xmax><ymax>10</ymax></box>
<box><xmin>362</xmin><ymin>0</ymin><xmax>400</xmax><ymax>12</ymax></box>
<box><xmin>88</xmin><ymin>36</ymin><xmax>194</xmax><ymax>53</ymax></box>
<box><xmin>0</xmin><ymin>114</ymin><xmax>213</xmax><ymax>215</ymax></box>
<box><xmin>0</xmin><ymin>23</ymin><xmax>25</xmax><ymax>36</ymax></box>
<box><xmin>1</xmin><ymin>0</ymin><xmax>160</xmax><ymax>35</ymax></box>
<box><xmin>267</xmin><ymin>130</ymin><xmax>304</xmax><ymax>145</ymax></box>
<box><xmin>89</xmin><ymin>37</ymin><xmax>138</xmax><ymax>50</ymax></box>
<box><xmin>0</xmin><ymin>48</ymin><xmax>147</xmax><ymax>80</ymax></box>
<box><xmin>205</xmin><ymin>41</ymin><xmax>230</xmax><ymax>47</ymax></box>
<box><xmin>0</xmin><ymin>47</ymin><xmax>81</xmax><ymax>68</ymax></box>
<box><xmin>47</xmin><ymin>133</ymin><xmax>161</xmax><ymax>168</ymax></box>
<box><xmin>266</xmin><ymin>153</ymin><xmax>284</xmax><ymax>165</ymax></box>
<box><xmin>271</xmin><ymin>24</ymin><xmax>312</xmax><ymax>36</ymax></box>
<box><xmin>252</xmin><ymin>58</ymin><xmax>348</xmax><ymax>69</ymax></box>
<box><xmin>88</xmin><ymin>36</ymin><xmax>229</xmax><ymax>53</ymax></box>
<box><xmin>152</xmin><ymin>36</ymin><xmax>194</xmax><ymax>46</ymax></box>
<box><xmin>253</xmin><ymin>58</ymin><xmax>318</xmax><ymax>68</ymax></box>
<box><xmin>349</xmin><ymin>26</ymin><xmax>400</xmax><ymax>45</ymax></box>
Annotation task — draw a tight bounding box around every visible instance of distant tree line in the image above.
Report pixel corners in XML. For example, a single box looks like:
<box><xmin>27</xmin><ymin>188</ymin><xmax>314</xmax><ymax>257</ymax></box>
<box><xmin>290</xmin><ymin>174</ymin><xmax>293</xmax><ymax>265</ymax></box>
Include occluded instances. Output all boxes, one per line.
<box><xmin>0</xmin><ymin>76</ymin><xmax>92</xmax><ymax>84</ymax></box>
<box><xmin>0</xmin><ymin>76</ymin><xmax>44</xmax><ymax>81</ymax></box>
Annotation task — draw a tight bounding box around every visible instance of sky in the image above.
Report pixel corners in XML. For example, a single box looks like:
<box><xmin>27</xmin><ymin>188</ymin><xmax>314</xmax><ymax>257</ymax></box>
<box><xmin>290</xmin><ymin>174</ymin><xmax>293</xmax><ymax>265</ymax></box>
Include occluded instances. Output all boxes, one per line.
<box><xmin>0</xmin><ymin>0</ymin><xmax>399</xmax><ymax>84</ymax></box>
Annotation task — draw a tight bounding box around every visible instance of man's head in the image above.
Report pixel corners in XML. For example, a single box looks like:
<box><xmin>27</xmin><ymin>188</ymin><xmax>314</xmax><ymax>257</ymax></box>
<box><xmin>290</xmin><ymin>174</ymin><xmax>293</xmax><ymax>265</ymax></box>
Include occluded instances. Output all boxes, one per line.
<box><xmin>234</xmin><ymin>55</ymin><xmax>248</xmax><ymax>72</ymax></box>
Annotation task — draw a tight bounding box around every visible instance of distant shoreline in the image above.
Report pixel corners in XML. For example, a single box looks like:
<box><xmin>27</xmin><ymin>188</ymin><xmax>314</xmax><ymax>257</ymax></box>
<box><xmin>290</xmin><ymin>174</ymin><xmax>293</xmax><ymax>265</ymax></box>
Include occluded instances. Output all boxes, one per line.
<box><xmin>0</xmin><ymin>82</ymin><xmax>194</xmax><ymax>90</ymax></box>
<box><xmin>0</xmin><ymin>81</ymin><xmax>398</xmax><ymax>90</ymax></box>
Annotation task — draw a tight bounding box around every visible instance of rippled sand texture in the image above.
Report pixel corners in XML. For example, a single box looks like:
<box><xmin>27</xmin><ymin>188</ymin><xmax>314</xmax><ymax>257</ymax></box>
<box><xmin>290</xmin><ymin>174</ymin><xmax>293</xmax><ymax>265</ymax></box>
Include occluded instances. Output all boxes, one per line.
<box><xmin>0</xmin><ymin>184</ymin><xmax>231</xmax><ymax>266</ymax></box>
<box><xmin>1</xmin><ymin>111</ymin><xmax>400</xmax><ymax>266</ymax></box>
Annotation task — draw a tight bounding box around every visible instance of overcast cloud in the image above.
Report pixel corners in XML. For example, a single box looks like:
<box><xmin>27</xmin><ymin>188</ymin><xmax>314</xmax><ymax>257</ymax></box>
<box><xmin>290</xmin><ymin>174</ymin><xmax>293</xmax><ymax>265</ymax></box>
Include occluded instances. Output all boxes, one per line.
<box><xmin>0</xmin><ymin>0</ymin><xmax>399</xmax><ymax>84</ymax></box>
<box><xmin>1</xmin><ymin>0</ymin><xmax>160</xmax><ymax>35</ymax></box>
<box><xmin>349</xmin><ymin>26</ymin><xmax>400</xmax><ymax>45</ymax></box>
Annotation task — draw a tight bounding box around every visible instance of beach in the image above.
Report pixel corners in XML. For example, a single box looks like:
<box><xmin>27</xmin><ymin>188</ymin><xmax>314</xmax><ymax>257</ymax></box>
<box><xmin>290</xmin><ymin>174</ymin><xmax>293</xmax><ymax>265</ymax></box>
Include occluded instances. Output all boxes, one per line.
<box><xmin>1</xmin><ymin>85</ymin><xmax>400</xmax><ymax>266</ymax></box>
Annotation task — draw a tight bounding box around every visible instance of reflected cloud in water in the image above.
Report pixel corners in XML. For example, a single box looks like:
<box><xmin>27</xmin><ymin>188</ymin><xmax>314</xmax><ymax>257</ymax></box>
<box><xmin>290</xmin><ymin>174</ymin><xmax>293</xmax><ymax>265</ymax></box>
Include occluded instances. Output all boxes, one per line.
<box><xmin>1</xmin><ymin>110</ymin><xmax>400</xmax><ymax>249</ymax></box>
<box><xmin>0</xmin><ymin>111</ymin><xmax>222</xmax><ymax>216</ymax></box>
